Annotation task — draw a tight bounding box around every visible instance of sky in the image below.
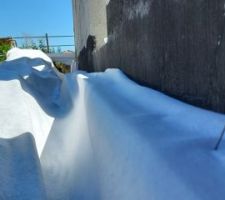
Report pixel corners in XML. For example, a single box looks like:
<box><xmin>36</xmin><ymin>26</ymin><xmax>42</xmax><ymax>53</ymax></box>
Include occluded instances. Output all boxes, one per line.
<box><xmin>0</xmin><ymin>0</ymin><xmax>75</xmax><ymax>51</ymax></box>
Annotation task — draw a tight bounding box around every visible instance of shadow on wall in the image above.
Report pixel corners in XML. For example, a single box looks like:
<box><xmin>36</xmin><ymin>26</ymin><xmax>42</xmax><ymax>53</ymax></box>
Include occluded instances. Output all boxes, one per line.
<box><xmin>78</xmin><ymin>35</ymin><xmax>96</xmax><ymax>72</ymax></box>
<box><xmin>78</xmin><ymin>0</ymin><xmax>225</xmax><ymax>113</ymax></box>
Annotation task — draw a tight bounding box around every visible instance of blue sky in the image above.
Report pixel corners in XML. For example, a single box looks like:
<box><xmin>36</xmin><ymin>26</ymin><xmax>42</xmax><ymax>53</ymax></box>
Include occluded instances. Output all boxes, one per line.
<box><xmin>0</xmin><ymin>0</ymin><xmax>75</xmax><ymax>51</ymax></box>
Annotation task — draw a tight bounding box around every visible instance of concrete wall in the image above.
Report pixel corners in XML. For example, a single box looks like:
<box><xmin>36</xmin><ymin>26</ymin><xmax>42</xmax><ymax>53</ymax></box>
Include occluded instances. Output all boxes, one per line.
<box><xmin>73</xmin><ymin>0</ymin><xmax>108</xmax><ymax>53</ymax></box>
<box><xmin>74</xmin><ymin>0</ymin><xmax>225</xmax><ymax>113</ymax></box>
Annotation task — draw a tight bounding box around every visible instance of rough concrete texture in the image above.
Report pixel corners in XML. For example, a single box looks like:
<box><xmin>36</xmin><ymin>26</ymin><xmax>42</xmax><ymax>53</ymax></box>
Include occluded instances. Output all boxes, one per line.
<box><xmin>93</xmin><ymin>0</ymin><xmax>225</xmax><ymax>113</ymax></box>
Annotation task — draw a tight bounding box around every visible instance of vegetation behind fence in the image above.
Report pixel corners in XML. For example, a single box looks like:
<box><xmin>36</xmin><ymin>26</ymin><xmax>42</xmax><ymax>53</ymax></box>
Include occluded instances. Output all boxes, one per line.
<box><xmin>13</xmin><ymin>33</ymin><xmax>75</xmax><ymax>53</ymax></box>
<box><xmin>0</xmin><ymin>34</ymin><xmax>75</xmax><ymax>62</ymax></box>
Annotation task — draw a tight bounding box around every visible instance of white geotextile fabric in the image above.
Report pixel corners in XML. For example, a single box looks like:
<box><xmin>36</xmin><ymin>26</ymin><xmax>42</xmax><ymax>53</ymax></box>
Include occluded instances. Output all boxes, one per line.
<box><xmin>1</xmin><ymin>48</ymin><xmax>225</xmax><ymax>199</ymax></box>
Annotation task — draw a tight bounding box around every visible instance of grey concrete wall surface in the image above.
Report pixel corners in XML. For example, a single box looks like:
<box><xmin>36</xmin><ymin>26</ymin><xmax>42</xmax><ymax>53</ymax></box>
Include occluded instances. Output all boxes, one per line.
<box><xmin>93</xmin><ymin>0</ymin><xmax>225</xmax><ymax>113</ymax></box>
<box><xmin>73</xmin><ymin>0</ymin><xmax>108</xmax><ymax>53</ymax></box>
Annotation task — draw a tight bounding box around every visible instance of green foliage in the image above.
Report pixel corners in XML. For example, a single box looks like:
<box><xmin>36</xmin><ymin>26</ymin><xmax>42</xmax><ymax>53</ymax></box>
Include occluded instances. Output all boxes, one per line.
<box><xmin>53</xmin><ymin>61</ymin><xmax>70</xmax><ymax>74</ymax></box>
<box><xmin>0</xmin><ymin>43</ymin><xmax>11</xmax><ymax>62</ymax></box>
<box><xmin>38</xmin><ymin>39</ymin><xmax>48</xmax><ymax>53</ymax></box>
<box><xmin>21</xmin><ymin>38</ymin><xmax>38</xmax><ymax>49</ymax></box>
<box><xmin>21</xmin><ymin>38</ymin><xmax>56</xmax><ymax>53</ymax></box>
<box><xmin>57</xmin><ymin>47</ymin><xmax>61</xmax><ymax>53</ymax></box>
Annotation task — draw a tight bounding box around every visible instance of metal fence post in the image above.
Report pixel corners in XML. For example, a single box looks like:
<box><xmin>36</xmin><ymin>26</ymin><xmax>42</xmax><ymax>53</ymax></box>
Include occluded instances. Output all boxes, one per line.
<box><xmin>45</xmin><ymin>33</ymin><xmax>50</xmax><ymax>53</ymax></box>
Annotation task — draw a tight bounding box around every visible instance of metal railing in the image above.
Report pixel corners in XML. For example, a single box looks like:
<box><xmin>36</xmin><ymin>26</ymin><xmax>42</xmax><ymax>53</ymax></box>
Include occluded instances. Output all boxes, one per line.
<box><xmin>12</xmin><ymin>33</ymin><xmax>75</xmax><ymax>53</ymax></box>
